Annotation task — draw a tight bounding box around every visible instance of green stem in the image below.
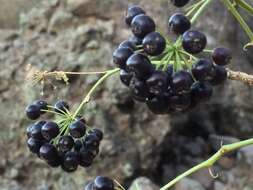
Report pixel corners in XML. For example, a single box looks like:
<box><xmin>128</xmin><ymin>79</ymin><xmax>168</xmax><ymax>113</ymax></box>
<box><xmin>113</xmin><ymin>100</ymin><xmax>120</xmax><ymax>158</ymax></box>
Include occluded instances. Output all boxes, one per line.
<box><xmin>73</xmin><ymin>68</ymin><xmax>120</xmax><ymax>118</ymax></box>
<box><xmin>235</xmin><ymin>0</ymin><xmax>253</xmax><ymax>15</ymax></box>
<box><xmin>191</xmin><ymin>0</ymin><xmax>213</xmax><ymax>24</ymax></box>
<box><xmin>222</xmin><ymin>0</ymin><xmax>253</xmax><ymax>41</ymax></box>
<box><xmin>186</xmin><ymin>0</ymin><xmax>205</xmax><ymax>17</ymax></box>
<box><xmin>160</xmin><ymin>138</ymin><xmax>253</xmax><ymax>190</ymax></box>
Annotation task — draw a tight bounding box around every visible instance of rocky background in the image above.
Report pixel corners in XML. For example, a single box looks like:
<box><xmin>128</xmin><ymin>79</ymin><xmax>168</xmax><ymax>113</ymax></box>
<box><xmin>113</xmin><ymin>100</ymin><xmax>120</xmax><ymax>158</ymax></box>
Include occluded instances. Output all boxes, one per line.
<box><xmin>0</xmin><ymin>0</ymin><xmax>253</xmax><ymax>190</ymax></box>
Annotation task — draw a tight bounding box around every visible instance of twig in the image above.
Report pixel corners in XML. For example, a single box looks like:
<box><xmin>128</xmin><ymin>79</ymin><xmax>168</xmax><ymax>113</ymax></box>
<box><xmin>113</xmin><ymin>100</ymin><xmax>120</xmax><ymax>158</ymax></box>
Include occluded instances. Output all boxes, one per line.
<box><xmin>227</xmin><ymin>68</ymin><xmax>253</xmax><ymax>85</ymax></box>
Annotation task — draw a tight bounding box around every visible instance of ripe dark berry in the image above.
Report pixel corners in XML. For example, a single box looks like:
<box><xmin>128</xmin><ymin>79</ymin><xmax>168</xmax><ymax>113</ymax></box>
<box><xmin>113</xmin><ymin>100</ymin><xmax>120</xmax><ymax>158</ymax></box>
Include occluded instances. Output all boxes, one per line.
<box><xmin>128</xmin><ymin>35</ymin><xmax>143</xmax><ymax>46</ymax></box>
<box><xmin>146</xmin><ymin>71</ymin><xmax>169</xmax><ymax>95</ymax></box>
<box><xmin>129</xmin><ymin>78</ymin><xmax>150</xmax><ymax>102</ymax></box>
<box><xmin>47</xmin><ymin>157</ymin><xmax>62</xmax><ymax>167</ymax></box>
<box><xmin>126</xmin><ymin>53</ymin><xmax>154</xmax><ymax>80</ymax></box>
<box><xmin>191</xmin><ymin>81</ymin><xmax>213</xmax><ymax>102</ymax></box>
<box><xmin>169</xmin><ymin>93</ymin><xmax>191</xmax><ymax>111</ymax></box>
<box><xmin>27</xmin><ymin>138</ymin><xmax>44</xmax><ymax>154</ymax></box>
<box><xmin>212</xmin><ymin>47</ymin><xmax>232</xmax><ymax>65</ymax></box>
<box><xmin>26</xmin><ymin>124</ymin><xmax>33</xmax><ymax>138</ymax></box>
<box><xmin>125</xmin><ymin>5</ymin><xmax>145</xmax><ymax>26</ymax></box>
<box><xmin>84</xmin><ymin>181</ymin><xmax>94</xmax><ymax>190</ymax></box>
<box><xmin>209</xmin><ymin>65</ymin><xmax>227</xmax><ymax>85</ymax></box>
<box><xmin>54</xmin><ymin>100</ymin><xmax>69</xmax><ymax>114</ymax></box>
<box><xmin>171</xmin><ymin>0</ymin><xmax>190</xmax><ymax>7</ymax></box>
<box><xmin>182</xmin><ymin>30</ymin><xmax>207</xmax><ymax>54</ymax></box>
<box><xmin>131</xmin><ymin>14</ymin><xmax>156</xmax><ymax>38</ymax></box>
<box><xmin>172</xmin><ymin>71</ymin><xmax>194</xmax><ymax>93</ymax></box>
<box><xmin>30</xmin><ymin>121</ymin><xmax>46</xmax><ymax>140</ymax></box>
<box><xmin>58</xmin><ymin>135</ymin><xmax>75</xmax><ymax>152</ymax></box>
<box><xmin>119</xmin><ymin>40</ymin><xmax>136</xmax><ymax>51</ymax></box>
<box><xmin>146</xmin><ymin>96</ymin><xmax>169</xmax><ymax>114</ymax></box>
<box><xmin>94</xmin><ymin>176</ymin><xmax>114</xmax><ymax>190</ymax></box>
<box><xmin>142</xmin><ymin>32</ymin><xmax>166</xmax><ymax>56</ymax></box>
<box><xmin>41</xmin><ymin>121</ymin><xmax>59</xmax><ymax>141</ymax></box>
<box><xmin>74</xmin><ymin>140</ymin><xmax>83</xmax><ymax>152</ymax></box>
<box><xmin>79</xmin><ymin>147</ymin><xmax>95</xmax><ymax>167</ymax></box>
<box><xmin>91</xmin><ymin>129</ymin><xmax>103</xmax><ymax>141</ymax></box>
<box><xmin>85</xmin><ymin>133</ymin><xmax>100</xmax><ymax>149</ymax></box>
<box><xmin>168</xmin><ymin>13</ymin><xmax>191</xmax><ymax>35</ymax></box>
<box><xmin>192</xmin><ymin>59</ymin><xmax>213</xmax><ymax>81</ymax></box>
<box><xmin>62</xmin><ymin>151</ymin><xmax>79</xmax><ymax>172</ymax></box>
<box><xmin>120</xmin><ymin>70</ymin><xmax>133</xmax><ymax>86</ymax></box>
<box><xmin>33</xmin><ymin>100</ymin><xmax>48</xmax><ymax>114</ymax></box>
<box><xmin>69</xmin><ymin>120</ymin><xmax>86</xmax><ymax>138</ymax></box>
<box><xmin>113</xmin><ymin>47</ymin><xmax>133</xmax><ymax>69</ymax></box>
<box><xmin>39</xmin><ymin>143</ymin><xmax>59</xmax><ymax>161</ymax></box>
<box><xmin>26</xmin><ymin>104</ymin><xmax>41</xmax><ymax>120</ymax></box>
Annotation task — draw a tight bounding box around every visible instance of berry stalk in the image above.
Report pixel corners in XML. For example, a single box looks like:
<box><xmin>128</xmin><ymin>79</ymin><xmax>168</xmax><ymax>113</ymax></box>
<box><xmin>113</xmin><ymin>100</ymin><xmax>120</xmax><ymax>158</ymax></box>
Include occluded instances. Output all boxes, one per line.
<box><xmin>227</xmin><ymin>68</ymin><xmax>253</xmax><ymax>85</ymax></box>
<box><xmin>160</xmin><ymin>137</ymin><xmax>253</xmax><ymax>190</ymax></box>
<box><xmin>235</xmin><ymin>0</ymin><xmax>253</xmax><ymax>15</ymax></box>
<box><xmin>73</xmin><ymin>68</ymin><xmax>120</xmax><ymax>118</ymax></box>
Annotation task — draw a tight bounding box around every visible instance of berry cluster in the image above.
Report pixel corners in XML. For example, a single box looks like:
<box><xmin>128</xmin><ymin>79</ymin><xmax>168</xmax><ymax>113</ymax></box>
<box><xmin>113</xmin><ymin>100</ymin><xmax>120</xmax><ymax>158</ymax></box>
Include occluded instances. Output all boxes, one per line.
<box><xmin>25</xmin><ymin>100</ymin><xmax>103</xmax><ymax>172</ymax></box>
<box><xmin>113</xmin><ymin>5</ymin><xmax>231</xmax><ymax>114</ymax></box>
<box><xmin>84</xmin><ymin>176</ymin><xmax>114</xmax><ymax>190</ymax></box>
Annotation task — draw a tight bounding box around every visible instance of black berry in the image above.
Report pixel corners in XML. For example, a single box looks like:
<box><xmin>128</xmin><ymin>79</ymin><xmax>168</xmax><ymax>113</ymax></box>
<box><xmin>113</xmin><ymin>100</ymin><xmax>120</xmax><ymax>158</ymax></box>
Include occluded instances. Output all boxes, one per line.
<box><xmin>192</xmin><ymin>59</ymin><xmax>213</xmax><ymax>81</ymax></box>
<box><xmin>172</xmin><ymin>71</ymin><xmax>194</xmax><ymax>93</ymax></box>
<box><xmin>171</xmin><ymin>0</ymin><xmax>190</xmax><ymax>7</ymax></box>
<box><xmin>69</xmin><ymin>120</ymin><xmax>86</xmax><ymax>138</ymax></box>
<box><xmin>94</xmin><ymin>176</ymin><xmax>114</xmax><ymax>190</ymax></box>
<box><xmin>79</xmin><ymin>147</ymin><xmax>95</xmax><ymax>167</ymax></box>
<box><xmin>131</xmin><ymin>14</ymin><xmax>156</xmax><ymax>38</ymax></box>
<box><xmin>125</xmin><ymin>5</ymin><xmax>145</xmax><ymax>26</ymax></box>
<box><xmin>128</xmin><ymin>35</ymin><xmax>143</xmax><ymax>46</ymax></box>
<box><xmin>33</xmin><ymin>100</ymin><xmax>48</xmax><ymax>114</ymax></box>
<box><xmin>113</xmin><ymin>47</ymin><xmax>133</xmax><ymax>69</ymax></box>
<box><xmin>169</xmin><ymin>93</ymin><xmax>191</xmax><ymax>111</ymax></box>
<box><xmin>212</xmin><ymin>47</ymin><xmax>232</xmax><ymax>65</ymax></box>
<box><xmin>58</xmin><ymin>135</ymin><xmax>75</xmax><ymax>152</ymax></box>
<box><xmin>39</xmin><ymin>143</ymin><xmax>59</xmax><ymax>161</ymax></box>
<box><xmin>74</xmin><ymin>140</ymin><xmax>83</xmax><ymax>152</ymax></box>
<box><xmin>129</xmin><ymin>78</ymin><xmax>150</xmax><ymax>102</ymax></box>
<box><xmin>146</xmin><ymin>70</ymin><xmax>169</xmax><ymax>95</ymax></box>
<box><xmin>26</xmin><ymin>104</ymin><xmax>41</xmax><ymax>120</ymax></box>
<box><xmin>209</xmin><ymin>65</ymin><xmax>227</xmax><ymax>85</ymax></box>
<box><xmin>119</xmin><ymin>40</ymin><xmax>136</xmax><ymax>51</ymax></box>
<box><xmin>30</xmin><ymin>121</ymin><xmax>46</xmax><ymax>140</ymax></box>
<box><xmin>62</xmin><ymin>151</ymin><xmax>79</xmax><ymax>172</ymax></box>
<box><xmin>120</xmin><ymin>69</ymin><xmax>133</xmax><ymax>86</ymax></box>
<box><xmin>41</xmin><ymin>121</ymin><xmax>60</xmax><ymax>141</ymax></box>
<box><xmin>85</xmin><ymin>133</ymin><xmax>100</xmax><ymax>149</ymax></box>
<box><xmin>91</xmin><ymin>129</ymin><xmax>103</xmax><ymax>141</ymax></box>
<box><xmin>142</xmin><ymin>32</ymin><xmax>166</xmax><ymax>56</ymax></box>
<box><xmin>146</xmin><ymin>96</ymin><xmax>169</xmax><ymax>114</ymax></box>
<box><xmin>168</xmin><ymin>13</ymin><xmax>191</xmax><ymax>35</ymax></box>
<box><xmin>27</xmin><ymin>138</ymin><xmax>44</xmax><ymax>154</ymax></box>
<box><xmin>54</xmin><ymin>100</ymin><xmax>69</xmax><ymax>114</ymax></box>
<box><xmin>126</xmin><ymin>53</ymin><xmax>154</xmax><ymax>80</ymax></box>
<box><xmin>182</xmin><ymin>30</ymin><xmax>207</xmax><ymax>54</ymax></box>
<box><xmin>191</xmin><ymin>81</ymin><xmax>213</xmax><ymax>102</ymax></box>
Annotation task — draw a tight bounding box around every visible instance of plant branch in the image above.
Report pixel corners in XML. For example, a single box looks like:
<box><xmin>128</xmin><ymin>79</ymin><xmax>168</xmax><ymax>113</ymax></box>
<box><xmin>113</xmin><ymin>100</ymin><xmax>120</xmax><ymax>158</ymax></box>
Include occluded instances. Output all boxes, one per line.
<box><xmin>73</xmin><ymin>68</ymin><xmax>120</xmax><ymax>118</ymax></box>
<box><xmin>227</xmin><ymin>68</ymin><xmax>253</xmax><ymax>85</ymax></box>
<box><xmin>235</xmin><ymin>0</ymin><xmax>253</xmax><ymax>15</ymax></box>
<box><xmin>160</xmin><ymin>138</ymin><xmax>253</xmax><ymax>190</ymax></box>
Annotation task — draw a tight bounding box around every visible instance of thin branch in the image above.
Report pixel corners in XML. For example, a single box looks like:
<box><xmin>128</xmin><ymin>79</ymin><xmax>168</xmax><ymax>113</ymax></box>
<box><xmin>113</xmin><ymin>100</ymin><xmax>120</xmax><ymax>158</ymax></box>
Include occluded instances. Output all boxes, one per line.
<box><xmin>160</xmin><ymin>138</ymin><xmax>253</xmax><ymax>190</ymax></box>
<box><xmin>227</xmin><ymin>68</ymin><xmax>253</xmax><ymax>85</ymax></box>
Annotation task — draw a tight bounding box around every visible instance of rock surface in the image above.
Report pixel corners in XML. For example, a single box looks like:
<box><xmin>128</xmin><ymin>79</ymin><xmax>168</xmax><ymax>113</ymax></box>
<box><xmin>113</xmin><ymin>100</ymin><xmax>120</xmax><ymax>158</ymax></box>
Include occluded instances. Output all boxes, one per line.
<box><xmin>0</xmin><ymin>0</ymin><xmax>252</xmax><ymax>190</ymax></box>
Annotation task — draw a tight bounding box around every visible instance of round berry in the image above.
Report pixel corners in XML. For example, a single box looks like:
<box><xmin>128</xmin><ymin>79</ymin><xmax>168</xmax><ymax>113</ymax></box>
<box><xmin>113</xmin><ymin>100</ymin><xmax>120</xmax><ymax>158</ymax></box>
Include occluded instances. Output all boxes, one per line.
<box><xmin>128</xmin><ymin>35</ymin><xmax>143</xmax><ymax>46</ymax></box>
<box><xmin>119</xmin><ymin>69</ymin><xmax>133</xmax><ymax>86</ymax></box>
<box><xmin>171</xmin><ymin>0</ymin><xmax>190</xmax><ymax>7</ymax></box>
<box><xmin>131</xmin><ymin>14</ymin><xmax>156</xmax><ymax>38</ymax></box>
<box><xmin>182</xmin><ymin>30</ymin><xmax>207</xmax><ymax>54</ymax></box>
<box><xmin>142</xmin><ymin>32</ymin><xmax>166</xmax><ymax>56</ymax></box>
<box><xmin>33</xmin><ymin>100</ymin><xmax>48</xmax><ymax>114</ymax></box>
<box><xmin>74</xmin><ymin>140</ymin><xmax>83</xmax><ymax>152</ymax></box>
<box><xmin>58</xmin><ymin>135</ymin><xmax>75</xmax><ymax>152</ymax></box>
<box><xmin>192</xmin><ymin>59</ymin><xmax>213</xmax><ymax>81</ymax></box>
<box><xmin>146</xmin><ymin>96</ymin><xmax>169</xmax><ymax>114</ymax></box>
<box><xmin>27</xmin><ymin>138</ymin><xmax>44</xmax><ymax>154</ymax></box>
<box><xmin>79</xmin><ymin>147</ymin><xmax>95</xmax><ymax>167</ymax></box>
<box><xmin>168</xmin><ymin>13</ymin><xmax>191</xmax><ymax>35</ymax></box>
<box><xmin>191</xmin><ymin>81</ymin><xmax>213</xmax><ymax>102</ymax></box>
<box><xmin>129</xmin><ymin>78</ymin><xmax>150</xmax><ymax>102</ymax></box>
<box><xmin>209</xmin><ymin>65</ymin><xmax>227</xmax><ymax>85</ymax></box>
<box><xmin>146</xmin><ymin>70</ymin><xmax>169</xmax><ymax>95</ymax></box>
<box><xmin>30</xmin><ymin>121</ymin><xmax>46</xmax><ymax>140</ymax></box>
<box><xmin>26</xmin><ymin>104</ymin><xmax>41</xmax><ymax>120</ymax></box>
<box><xmin>84</xmin><ymin>181</ymin><xmax>94</xmax><ymax>190</ymax></box>
<box><xmin>113</xmin><ymin>47</ymin><xmax>134</xmax><ymax>69</ymax></box>
<box><xmin>26</xmin><ymin>124</ymin><xmax>33</xmax><ymax>138</ymax></box>
<box><xmin>85</xmin><ymin>133</ymin><xmax>100</xmax><ymax>149</ymax></box>
<box><xmin>39</xmin><ymin>143</ymin><xmax>59</xmax><ymax>161</ymax></box>
<box><xmin>125</xmin><ymin>5</ymin><xmax>145</xmax><ymax>26</ymax></box>
<box><xmin>212</xmin><ymin>47</ymin><xmax>232</xmax><ymax>65</ymax></box>
<box><xmin>94</xmin><ymin>176</ymin><xmax>114</xmax><ymax>190</ymax></box>
<box><xmin>41</xmin><ymin>121</ymin><xmax>59</xmax><ymax>141</ymax></box>
<box><xmin>172</xmin><ymin>71</ymin><xmax>194</xmax><ymax>93</ymax></box>
<box><xmin>69</xmin><ymin>120</ymin><xmax>86</xmax><ymax>138</ymax></box>
<box><xmin>62</xmin><ymin>151</ymin><xmax>79</xmax><ymax>172</ymax></box>
<box><xmin>169</xmin><ymin>93</ymin><xmax>191</xmax><ymax>112</ymax></box>
<box><xmin>54</xmin><ymin>100</ymin><xmax>69</xmax><ymax>114</ymax></box>
<box><xmin>126</xmin><ymin>53</ymin><xmax>154</xmax><ymax>80</ymax></box>
<box><xmin>91</xmin><ymin>129</ymin><xmax>103</xmax><ymax>141</ymax></box>
<box><xmin>47</xmin><ymin>157</ymin><xmax>62</xmax><ymax>168</ymax></box>
<box><xmin>119</xmin><ymin>40</ymin><xmax>136</xmax><ymax>51</ymax></box>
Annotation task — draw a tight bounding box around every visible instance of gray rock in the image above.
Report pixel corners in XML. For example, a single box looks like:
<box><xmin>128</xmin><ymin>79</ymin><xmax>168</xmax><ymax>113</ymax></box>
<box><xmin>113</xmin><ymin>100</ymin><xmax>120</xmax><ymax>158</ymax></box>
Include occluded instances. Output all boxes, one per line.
<box><xmin>175</xmin><ymin>178</ymin><xmax>206</xmax><ymax>190</ymax></box>
<box><xmin>128</xmin><ymin>177</ymin><xmax>159</xmax><ymax>190</ymax></box>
